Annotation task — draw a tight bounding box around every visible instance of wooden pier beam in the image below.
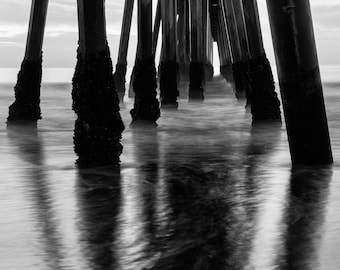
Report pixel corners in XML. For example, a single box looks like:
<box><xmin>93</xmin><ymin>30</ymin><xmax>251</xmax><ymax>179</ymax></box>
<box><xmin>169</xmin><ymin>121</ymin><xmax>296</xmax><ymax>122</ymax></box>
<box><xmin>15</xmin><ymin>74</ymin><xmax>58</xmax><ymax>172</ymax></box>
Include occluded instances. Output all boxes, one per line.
<box><xmin>189</xmin><ymin>0</ymin><xmax>205</xmax><ymax>100</ymax></box>
<box><xmin>242</xmin><ymin>0</ymin><xmax>281</xmax><ymax>121</ymax></box>
<box><xmin>72</xmin><ymin>0</ymin><xmax>125</xmax><ymax>165</ymax></box>
<box><xmin>114</xmin><ymin>0</ymin><xmax>135</xmax><ymax>101</ymax></box>
<box><xmin>159</xmin><ymin>0</ymin><xmax>179</xmax><ymax>108</ymax></box>
<box><xmin>8</xmin><ymin>0</ymin><xmax>49</xmax><ymax>122</ymax></box>
<box><xmin>130</xmin><ymin>0</ymin><xmax>160</xmax><ymax>124</ymax></box>
<box><xmin>266</xmin><ymin>0</ymin><xmax>333</xmax><ymax>165</ymax></box>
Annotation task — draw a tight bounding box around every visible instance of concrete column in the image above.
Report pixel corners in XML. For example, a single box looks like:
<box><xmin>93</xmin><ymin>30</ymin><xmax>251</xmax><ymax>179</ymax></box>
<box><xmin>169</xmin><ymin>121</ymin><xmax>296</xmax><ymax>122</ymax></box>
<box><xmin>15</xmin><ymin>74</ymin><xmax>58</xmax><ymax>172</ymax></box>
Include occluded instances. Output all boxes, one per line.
<box><xmin>159</xmin><ymin>0</ymin><xmax>179</xmax><ymax>108</ymax></box>
<box><xmin>189</xmin><ymin>0</ymin><xmax>205</xmax><ymax>100</ymax></box>
<box><xmin>72</xmin><ymin>0</ymin><xmax>125</xmax><ymax>165</ymax></box>
<box><xmin>266</xmin><ymin>0</ymin><xmax>332</xmax><ymax>165</ymax></box>
<box><xmin>130</xmin><ymin>0</ymin><xmax>160</xmax><ymax>125</ymax></box>
<box><xmin>8</xmin><ymin>0</ymin><xmax>49</xmax><ymax>122</ymax></box>
<box><xmin>242</xmin><ymin>0</ymin><xmax>281</xmax><ymax>121</ymax></box>
<box><xmin>114</xmin><ymin>0</ymin><xmax>135</xmax><ymax>101</ymax></box>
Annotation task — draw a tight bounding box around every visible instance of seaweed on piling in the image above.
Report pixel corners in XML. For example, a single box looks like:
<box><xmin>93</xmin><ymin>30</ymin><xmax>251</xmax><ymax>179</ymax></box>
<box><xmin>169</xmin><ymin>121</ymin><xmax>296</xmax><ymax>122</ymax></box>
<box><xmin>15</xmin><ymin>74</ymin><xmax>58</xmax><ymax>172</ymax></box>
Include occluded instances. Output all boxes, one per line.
<box><xmin>8</xmin><ymin>56</ymin><xmax>43</xmax><ymax>122</ymax></box>
<box><xmin>248</xmin><ymin>54</ymin><xmax>281</xmax><ymax>122</ymax></box>
<box><xmin>72</xmin><ymin>48</ymin><xmax>125</xmax><ymax>166</ymax></box>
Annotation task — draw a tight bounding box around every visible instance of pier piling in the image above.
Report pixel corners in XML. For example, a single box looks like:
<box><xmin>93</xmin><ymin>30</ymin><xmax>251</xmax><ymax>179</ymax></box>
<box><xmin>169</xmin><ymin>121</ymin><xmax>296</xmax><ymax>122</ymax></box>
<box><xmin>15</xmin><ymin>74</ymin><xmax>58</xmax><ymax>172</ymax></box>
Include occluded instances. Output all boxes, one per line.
<box><xmin>189</xmin><ymin>0</ymin><xmax>205</xmax><ymax>100</ymax></box>
<box><xmin>159</xmin><ymin>0</ymin><xmax>179</xmax><ymax>108</ymax></box>
<box><xmin>152</xmin><ymin>0</ymin><xmax>161</xmax><ymax>57</ymax></box>
<box><xmin>216</xmin><ymin>7</ymin><xmax>233</xmax><ymax>82</ymax></box>
<box><xmin>242</xmin><ymin>0</ymin><xmax>281</xmax><ymax>122</ymax></box>
<box><xmin>221</xmin><ymin>0</ymin><xmax>248</xmax><ymax>99</ymax></box>
<box><xmin>6</xmin><ymin>0</ymin><xmax>333</xmax><ymax>167</ymax></box>
<box><xmin>130</xmin><ymin>0</ymin><xmax>160</xmax><ymax>124</ymax></box>
<box><xmin>8</xmin><ymin>0</ymin><xmax>49</xmax><ymax>122</ymax></box>
<box><xmin>72</xmin><ymin>0</ymin><xmax>124</xmax><ymax>165</ymax></box>
<box><xmin>114</xmin><ymin>0</ymin><xmax>135</xmax><ymax>102</ymax></box>
<box><xmin>202</xmin><ymin>0</ymin><xmax>214</xmax><ymax>81</ymax></box>
<box><xmin>177</xmin><ymin>0</ymin><xmax>190</xmax><ymax>81</ymax></box>
<box><xmin>266</xmin><ymin>0</ymin><xmax>333</xmax><ymax>165</ymax></box>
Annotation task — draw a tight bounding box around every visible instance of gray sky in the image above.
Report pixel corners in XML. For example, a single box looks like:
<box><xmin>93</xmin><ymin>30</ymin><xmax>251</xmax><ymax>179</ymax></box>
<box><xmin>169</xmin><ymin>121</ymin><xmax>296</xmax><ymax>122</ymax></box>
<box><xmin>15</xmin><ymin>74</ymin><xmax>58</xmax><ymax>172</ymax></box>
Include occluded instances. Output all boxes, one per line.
<box><xmin>0</xmin><ymin>0</ymin><xmax>339</xmax><ymax>68</ymax></box>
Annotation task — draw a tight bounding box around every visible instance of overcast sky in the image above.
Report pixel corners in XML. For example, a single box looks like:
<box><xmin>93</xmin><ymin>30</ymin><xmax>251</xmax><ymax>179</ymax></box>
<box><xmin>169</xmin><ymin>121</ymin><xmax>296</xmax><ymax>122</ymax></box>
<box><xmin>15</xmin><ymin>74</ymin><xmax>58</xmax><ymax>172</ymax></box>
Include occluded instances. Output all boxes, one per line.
<box><xmin>0</xmin><ymin>0</ymin><xmax>339</xmax><ymax>68</ymax></box>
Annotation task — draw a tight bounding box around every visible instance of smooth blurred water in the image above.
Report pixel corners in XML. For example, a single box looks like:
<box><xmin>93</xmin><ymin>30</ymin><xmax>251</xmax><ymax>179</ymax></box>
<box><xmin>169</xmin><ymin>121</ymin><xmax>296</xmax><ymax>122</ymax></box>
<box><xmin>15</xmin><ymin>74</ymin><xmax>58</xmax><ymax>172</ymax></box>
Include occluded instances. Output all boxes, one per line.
<box><xmin>0</xmin><ymin>72</ymin><xmax>340</xmax><ymax>269</ymax></box>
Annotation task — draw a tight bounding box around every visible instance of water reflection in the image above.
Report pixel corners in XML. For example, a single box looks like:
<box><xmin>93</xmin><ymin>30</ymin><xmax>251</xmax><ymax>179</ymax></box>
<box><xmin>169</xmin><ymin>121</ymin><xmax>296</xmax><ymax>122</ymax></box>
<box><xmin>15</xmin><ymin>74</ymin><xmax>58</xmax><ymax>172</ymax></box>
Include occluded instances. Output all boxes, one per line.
<box><xmin>131</xmin><ymin>128</ymin><xmax>160</xmax><ymax>260</ymax></box>
<box><xmin>243</xmin><ymin>122</ymin><xmax>283</xmax><ymax>211</ymax></box>
<box><xmin>278</xmin><ymin>166</ymin><xmax>332</xmax><ymax>270</ymax></box>
<box><xmin>115</xmin><ymin>127</ymin><xmax>160</xmax><ymax>269</ymax></box>
<box><xmin>116</xmin><ymin>122</ymin><xmax>283</xmax><ymax>269</ymax></box>
<box><xmin>242</xmin><ymin>123</ymin><xmax>283</xmax><ymax>267</ymax></box>
<box><xmin>7</xmin><ymin>124</ymin><xmax>65</xmax><ymax>268</ymax></box>
<box><xmin>75</xmin><ymin>165</ymin><xmax>121</xmax><ymax>269</ymax></box>
<box><xmin>3</xmin><ymin>119</ymin><xmax>334</xmax><ymax>269</ymax></box>
<box><xmin>152</xmin><ymin>160</ymin><xmax>236</xmax><ymax>269</ymax></box>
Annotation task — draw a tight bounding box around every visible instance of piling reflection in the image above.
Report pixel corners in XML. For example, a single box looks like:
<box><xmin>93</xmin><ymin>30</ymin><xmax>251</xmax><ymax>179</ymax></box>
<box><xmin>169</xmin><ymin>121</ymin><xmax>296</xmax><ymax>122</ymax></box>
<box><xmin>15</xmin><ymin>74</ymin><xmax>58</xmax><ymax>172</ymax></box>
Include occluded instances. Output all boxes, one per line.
<box><xmin>113</xmin><ymin>121</ymin><xmax>287</xmax><ymax>269</ymax></box>
<box><xmin>75</xmin><ymin>165</ymin><xmax>121</xmax><ymax>269</ymax></box>
<box><xmin>142</xmin><ymin>125</ymin><xmax>281</xmax><ymax>269</ymax></box>
<box><xmin>244</xmin><ymin>122</ymin><xmax>282</xmax><ymax>206</ymax></box>
<box><xmin>278</xmin><ymin>166</ymin><xmax>332</xmax><ymax>269</ymax></box>
<box><xmin>242</xmin><ymin>122</ymin><xmax>283</xmax><ymax>267</ymax></box>
<box><xmin>7</xmin><ymin>124</ymin><xmax>64</xmax><ymax>268</ymax></box>
<box><xmin>151</xmin><ymin>160</ymin><xmax>234</xmax><ymax>269</ymax></box>
<box><xmin>5</xmin><ymin>119</ymin><xmax>293</xmax><ymax>269</ymax></box>
<box><xmin>114</xmin><ymin>127</ymin><xmax>160</xmax><ymax>269</ymax></box>
<box><xmin>8</xmin><ymin>118</ymin><xmax>331</xmax><ymax>270</ymax></box>
<box><xmin>131</xmin><ymin>128</ymin><xmax>160</xmax><ymax>257</ymax></box>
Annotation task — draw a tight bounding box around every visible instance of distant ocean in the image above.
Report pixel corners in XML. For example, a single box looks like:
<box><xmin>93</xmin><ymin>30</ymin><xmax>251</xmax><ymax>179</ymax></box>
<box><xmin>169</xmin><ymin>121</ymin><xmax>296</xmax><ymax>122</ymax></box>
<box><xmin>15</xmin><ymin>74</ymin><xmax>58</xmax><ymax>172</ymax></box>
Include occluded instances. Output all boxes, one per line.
<box><xmin>0</xmin><ymin>64</ymin><xmax>339</xmax><ymax>83</ymax></box>
<box><xmin>0</xmin><ymin>66</ymin><xmax>340</xmax><ymax>269</ymax></box>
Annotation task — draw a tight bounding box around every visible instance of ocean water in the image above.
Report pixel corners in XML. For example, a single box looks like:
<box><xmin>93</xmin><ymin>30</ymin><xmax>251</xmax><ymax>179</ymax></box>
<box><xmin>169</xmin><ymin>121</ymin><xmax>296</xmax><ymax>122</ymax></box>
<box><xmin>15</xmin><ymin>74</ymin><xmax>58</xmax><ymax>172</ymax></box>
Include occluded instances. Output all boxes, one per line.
<box><xmin>0</xmin><ymin>68</ymin><xmax>340</xmax><ymax>269</ymax></box>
